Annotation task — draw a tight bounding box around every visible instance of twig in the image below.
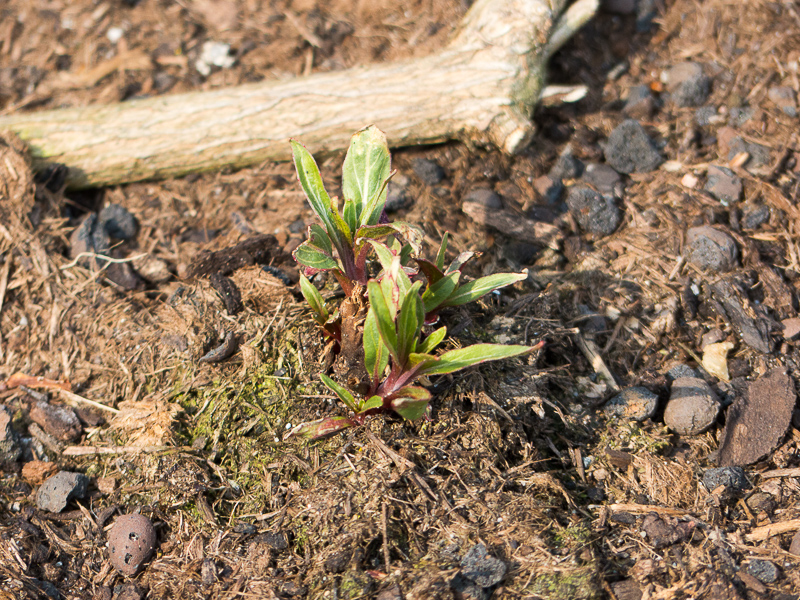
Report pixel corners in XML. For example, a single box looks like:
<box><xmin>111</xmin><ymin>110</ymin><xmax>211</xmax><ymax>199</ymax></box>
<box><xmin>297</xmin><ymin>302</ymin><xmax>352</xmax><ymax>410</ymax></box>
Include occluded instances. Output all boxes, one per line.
<box><xmin>760</xmin><ymin>467</ymin><xmax>800</xmax><ymax>479</ymax></box>
<box><xmin>592</xmin><ymin>503</ymin><xmax>696</xmax><ymax>517</ymax></box>
<box><xmin>382</xmin><ymin>501</ymin><xmax>391</xmax><ymax>573</ymax></box>
<box><xmin>62</xmin><ymin>444</ymin><xmax>189</xmax><ymax>456</ymax></box>
<box><xmin>60</xmin><ymin>252</ymin><xmax>148</xmax><ymax>271</ymax></box>
<box><xmin>575</xmin><ymin>333</ymin><xmax>620</xmax><ymax>391</ymax></box>
<box><xmin>745</xmin><ymin>519</ymin><xmax>800</xmax><ymax>542</ymax></box>
<box><xmin>28</xmin><ymin>422</ymin><xmax>64</xmax><ymax>455</ymax></box>
<box><xmin>57</xmin><ymin>388</ymin><xmax>120</xmax><ymax>414</ymax></box>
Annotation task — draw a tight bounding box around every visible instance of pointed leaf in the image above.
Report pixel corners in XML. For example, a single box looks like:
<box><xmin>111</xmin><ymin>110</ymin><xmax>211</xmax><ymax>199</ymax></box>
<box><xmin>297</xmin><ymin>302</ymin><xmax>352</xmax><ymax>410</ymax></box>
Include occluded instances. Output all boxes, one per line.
<box><xmin>364</xmin><ymin>309</ymin><xmax>390</xmax><ymax>383</ymax></box>
<box><xmin>319</xmin><ymin>373</ymin><xmax>359</xmax><ymax>413</ymax></box>
<box><xmin>358</xmin><ymin>395</ymin><xmax>384</xmax><ymax>413</ymax></box>
<box><xmin>389</xmin><ymin>386</ymin><xmax>432</xmax><ymax>421</ymax></box>
<box><xmin>436</xmin><ymin>232</ymin><xmax>449</xmax><ymax>270</ymax></box>
<box><xmin>388</xmin><ymin>221</ymin><xmax>423</xmax><ymax>255</ymax></box>
<box><xmin>399</xmin><ymin>243</ymin><xmax>414</xmax><ymax>265</ymax></box>
<box><xmin>328</xmin><ymin>198</ymin><xmax>353</xmax><ymax>244</ymax></box>
<box><xmin>343</xmin><ymin>199</ymin><xmax>358</xmax><ymax>238</ymax></box>
<box><xmin>422</xmin><ymin>270</ymin><xmax>460</xmax><ymax>313</ymax></box>
<box><xmin>369</xmin><ymin>240</ymin><xmax>396</xmax><ymax>274</ymax></box>
<box><xmin>299</xmin><ymin>273</ymin><xmax>329</xmax><ymax>326</ymax></box>
<box><xmin>367</xmin><ymin>281</ymin><xmax>399</xmax><ymax>359</ymax></box>
<box><xmin>442</xmin><ymin>272</ymin><xmax>527</xmax><ymax>307</ymax></box>
<box><xmin>417</xmin><ymin>344</ymin><xmax>534</xmax><ymax>376</ymax></box>
<box><xmin>417</xmin><ymin>326</ymin><xmax>447</xmax><ymax>354</ymax></box>
<box><xmin>397</xmin><ymin>280</ymin><xmax>424</xmax><ymax>365</ymax></box>
<box><xmin>291</xmin><ymin>141</ymin><xmax>336</xmax><ymax>236</ymax></box>
<box><xmin>446</xmin><ymin>251</ymin><xmax>475</xmax><ymax>275</ymax></box>
<box><xmin>293</xmin><ymin>241</ymin><xmax>340</xmax><ymax>271</ymax></box>
<box><xmin>284</xmin><ymin>416</ymin><xmax>356</xmax><ymax>441</ymax></box>
<box><xmin>342</xmin><ymin>126</ymin><xmax>391</xmax><ymax>225</ymax></box>
<box><xmin>407</xmin><ymin>352</ymin><xmax>438</xmax><ymax>368</ymax></box>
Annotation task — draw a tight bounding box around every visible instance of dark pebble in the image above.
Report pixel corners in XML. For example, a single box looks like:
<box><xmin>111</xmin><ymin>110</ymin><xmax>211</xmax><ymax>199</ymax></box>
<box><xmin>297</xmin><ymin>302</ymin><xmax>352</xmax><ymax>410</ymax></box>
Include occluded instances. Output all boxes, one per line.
<box><xmin>460</xmin><ymin>543</ymin><xmax>506</xmax><ymax>588</ymax></box>
<box><xmin>605</xmin><ymin>120</ymin><xmax>663</xmax><ymax>174</ymax></box>
<box><xmin>69</xmin><ymin>213</ymin><xmax>99</xmax><ymax>260</ymax></box>
<box><xmin>533</xmin><ymin>175</ymin><xmax>562</xmax><ymax>204</ymax></box>
<box><xmin>704</xmin><ymin>165</ymin><xmax>742</xmax><ymax>205</ymax></box>
<box><xmin>663</xmin><ymin>376</ymin><xmax>719</xmax><ymax>435</ymax></box>
<box><xmin>152</xmin><ymin>71</ymin><xmax>176</xmax><ymax>93</ymax></box>
<box><xmin>566</xmin><ymin>185</ymin><xmax>622</xmax><ymax>236</ymax></box>
<box><xmin>254</xmin><ymin>530</ymin><xmax>288</xmax><ymax>551</ymax></box>
<box><xmin>201</xmin><ymin>558</ymin><xmax>217</xmax><ymax>585</ymax></box>
<box><xmin>685</xmin><ymin>226</ymin><xmax>738</xmax><ymax>272</ymax></box>
<box><xmin>604</xmin><ymin>387</ymin><xmax>658</xmax><ymax>421</ymax></box>
<box><xmin>36</xmin><ymin>471</ymin><xmax>89</xmax><ymax>513</ymax></box>
<box><xmin>108</xmin><ymin>514</ymin><xmax>157</xmax><ymax>576</ymax></box>
<box><xmin>209</xmin><ymin>273</ymin><xmax>243</xmax><ymax>315</ymax></box>
<box><xmin>666</xmin><ymin>364</ymin><xmax>699</xmax><ymax>381</ymax></box>
<box><xmin>450</xmin><ymin>575</ymin><xmax>490</xmax><ymax>600</ymax></box>
<box><xmin>641</xmin><ymin>513</ymin><xmax>692</xmax><ymax>548</ymax></box>
<box><xmin>112</xmin><ymin>583</ymin><xmax>146</xmax><ymax>600</ymax></box>
<box><xmin>385</xmin><ymin>173</ymin><xmax>411</xmax><ymax>212</ymax></box>
<box><xmin>694</xmin><ymin>106</ymin><xmax>720</xmax><ymax>126</ymax></box>
<box><xmin>702</xmin><ymin>466</ymin><xmax>750</xmax><ymax>494</ymax></box>
<box><xmin>0</xmin><ymin>405</ymin><xmax>21</xmax><ymax>464</ymax></box>
<box><xmin>742</xmin><ymin>204</ymin><xmax>770</xmax><ymax>229</ymax></box>
<box><xmin>261</xmin><ymin>265</ymin><xmax>295</xmax><ymax>286</ymax></box>
<box><xmin>412</xmin><ymin>158</ymin><xmax>444</xmax><ymax>185</ymax></box>
<box><xmin>29</xmin><ymin>401</ymin><xmax>82</xmax><ymax>442</ymax></box>
<box><xmin>582</xmin><ymin>163</ymin><xmax>623</xmax><ymax>198</ymax></box>
<box><xmin>288</xmin><ymin>219</ymin><xmax>305</xmax><ymax>234</ymax></box>
<box><xmin>666</xmin><ymin>62</ymin><xmax>711</xmax><ymax>107</ymax></box>
<box><xmin>746</xmin><ymin>492</ymin><xmax>775</xmax><ymax>513</ymax></box>
<box><xmin>99</xmin><ymin>204</ymin><xmax>139</xmax><ymax>240</ymax></box>
<box><xmin>549</xmin><ymin>146</ymin><xmax>584</xmax><ymax>180</ymax></box>
<box><xmin>747</xmin><ymin>559</ymin><xmax>780</xmax><ymax>584</ymax></box>
<box><xmin>723</xmin><ymin>134</ymin><xmax>771</xmax><ymax>168</ymax></box>
<box><xmin>463</xmin><ymin>188</ymin><xmax>502</xmax><ymax>209</ymax></box>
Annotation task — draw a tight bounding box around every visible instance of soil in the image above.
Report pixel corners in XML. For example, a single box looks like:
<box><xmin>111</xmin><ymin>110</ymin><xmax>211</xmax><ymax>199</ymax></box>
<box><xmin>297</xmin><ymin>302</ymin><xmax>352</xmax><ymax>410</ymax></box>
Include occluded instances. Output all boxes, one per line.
<box><xmin>2</xmin><ymin>1</ymin><xmax>800</xmax><ymax>599</ymax></box>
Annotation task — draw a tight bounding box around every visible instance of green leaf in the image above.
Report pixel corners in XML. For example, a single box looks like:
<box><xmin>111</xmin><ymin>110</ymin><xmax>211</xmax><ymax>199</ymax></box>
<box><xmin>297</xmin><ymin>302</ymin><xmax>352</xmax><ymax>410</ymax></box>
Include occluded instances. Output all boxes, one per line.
<box><xmin>342</xmin><ymin>126</ymin><xmax>391</xmax><ymax>226</ymax></box>
<box><xmin>442</xmin><ymin>272</ymin><xmax>527</xmax><ymax>307</ymax></box>
<box><xmin>328</xmin><ymin>199</ymin><xmax>353</xmax><ymax>244</ymax></box>
<box><xmin>417</xmin><ymin>326</ymin><xmax>447</xmax><ymax>354</ymax></box>
<box><xmin>355</xmin><ymin>224</ymin><xmax>396</xmax><ymax>246</ymax></box>
<box><xmin>368</xmin><ymin>240</ymin><xmax>396</xmax><ymax>273</ymax></box>
<box><xmin>319</xmin><ymin>373</ymin><xmax>359</xmax><ymax>413</ymax></box>
<box><xmin>396</xmin><ymin>280</ymin><xmax>424</xmax><ymax>365</ymax></box>
<box><xmin>417</xmin><ymin>344</ymin><xmax>533</xmax><ymax>376</ymax></box>
<box><xmin>363</xmin><ymin>309</ymin><xmax>390</xmax><ymax>383</ymax></box>
<box><xmin>399</xmin><ymin>243</ymin><xmax>414</xmax><ymax>266</ymax></box>
<box><xmin>293</xmin><ymin>240</ymin><xmax>340</xmax><ymax>271</ymax></box>
<box><xmin>422</xmin><ymin>270</ymin><xmax>460</xmax><ymax>313</ymax></box>
<box><xmin>367</xmin><ymin>281</ymin><xmax>399</xmax><ymax>360</ymax></box>
<box><xmin>308</xmin><ymin>223</ymin><xmax>332</xmax><ymax>255</ymax></box>
<box><xmin>358</xmin><ymin>395</ymin><xmax>384</xmax><ymax>413</ymax></box>
<box><xmin>291</xmin><ymin>141</ymin><xmax>336</xmax><ymax>238</ymax></box>
<box><xmin>389</xmin><ymin>386</ymin><xmax>431</xmax><ymax>421</ymax></box>
<box><xmin>407</xmin><ymin>352</ymin><xmax>438</xmax><ymax>368</ymax></box>
<box><xmin>343</xmin><ymin>199</ymin><xmax>358</xmax><ymax>238</ymax></box>
<box><xmin>299</xmin><ymin>273</ymin><xmax>329</xmax><ymax>326</ymax></box>
<box><xmin>284</xmin><ymin>416</ymin><xmax>356</xmax><ymax>441</ymax></box>
<box><xmin>446</xmin><ymin>251</ymin><xmax>475</xmax><ymax>274</ymax></box>
<box><xmin>436</xmin><ymin>232</ymin><xmax>449</xmax><ymax>270</ymax></box>
<box><xmin>387</xmin><ymin>221</ymin><xmax>424</xmax><ymax>255</ymax></box>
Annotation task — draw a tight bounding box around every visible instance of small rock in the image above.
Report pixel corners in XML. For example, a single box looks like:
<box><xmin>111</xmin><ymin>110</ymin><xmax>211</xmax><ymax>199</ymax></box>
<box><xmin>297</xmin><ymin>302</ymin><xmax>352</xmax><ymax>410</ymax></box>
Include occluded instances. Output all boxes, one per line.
<box><xmin>254</xmin><ymin>530</ymin><xmax>288</xmax><ymax>552</ymax></box>
<box><xmin>582</xmin><ymin>163</ymin><xmax>623</xmax><ymax>197</ymax></box>
<box><xmin>533</xmin><ymin>175</ymin><xmax>562</xmax><ymax>204</ymax></box>
<box><xmin>36</xmin><ymin>471</ymin><xmax>90</xmax><ymax>513</ymax></box>
<box><xmin>69</xmin><ymin>213</ymin><xmax>99</xmax><ymax>260</ymax></box>
<box><xmin>549</xmin><ymin>146</ymin><xmax>584</xmax><ymax>180</ymax></box>
<box><xmin>21</xmin><ymin>460</ymin><xmax>58</xmax><ymax>485</ymax></box>
<box><xmin>29</xmin><ymin>401</ymin><xmax>82</xmax><ymax>442</ymax></box>
<box><xmin>460</xmin><ymin>544</ymin><xmax>506</xmax><ymax>587</ymax></box>
<box><xmin>704</xmin><ymin>165</ymin><xmax>742</xmax><ymax>205</ymax></box>
<box><xmin>701</xmin><ymin>329</ymin><xmax>727</xmax><ymax>349</ymax></box>
<box><xmin>768</xmin><ymin>86</ymin><xmax>797</xmax><ymax>117</ymax></box>
<box><xmin>728</xmin><ymin>106</ymin><xmax>755</xmax><ymax>127</ymax></box>
<box><xmin>450</xmin><ymin>575</ymin><xmax>489</xmax><ymax>600</ymax></box>
<box><xmin>604</xmin><ymin>120</ymin><xmax>663</xmax><ymax>174</ymax></box>
<box><xmin>94</xmin><ymin>585</ymin><xmax>113</xmax><ymax>600</ymax></box>
<box><xmin>0</xmin><ymin>405</ymin><xmax>21</xmax><ymax>464</ymax></box>
<box><xmin>463</xmin><ymin>188</ymin><xmax>502</xmax><ymax>209</ymax></box>
<box><xmin>623</xmin><ymin>85</ymin><xmax>655</xmax><ymax>120</ymax></box>
<box><xmin>566</xmin><ymin>186</ymin><xmax>622</xmax><ymax>236</ymax></box>
<box><xmin>604</xmin><ymin>387</ymin><xmax>658</xmax><ymax>421</ymax></box>
<box><xmin>663</xmin><ymin>376</ymin><xmax>719</xmax><ymax>435</ymax></box>
<box><xmin>287</xmin><ymin>219</ymin><xmax>305</xmax><ymax>234</ymax></box>
<box><xmin>665</xmin><ymin>62</ymin><xmax>711</xmax><ymax>107</ymax></box>
<box><xmin>411</xmin><ymin>158</ymin><xmax>444</xmax><ymax>185</ymax></box>
<box><xmin>611</xmin><ymin>579</ymin><xmax>643</xmax><ymax>600</ymax></box>
<box><xmin>99</xmin><ymin>204</ymin><xmax>138</xmax><ymax>240</ymax></box>
<box><xmin>741</xmin><ymin>204</ymin><xmax>770</xmax><ymax>229</ymax></box>
<box><xmin>107</xmin><ymin>27</ymin><xmax>125</xmax><ymax>44</ymax></box>
<box><xmin>746</xmin><ymin>492</ymin><xmax>775</xmax><ymax>513</ymax></box>
<box><xmin>132</xmin><ymin>255</ymin><xmax>171</xmax><ymax>283</ymax></box>
<box><xmin>746</xmin><ymin>560</ymin><xmax>780</xmax><ymax>584</ymax></box>
<box><xmin>641</xmin><ymin>513</ymin><xmax>693</xmax><ymax>548</ymax></box>
<box><xmin>152</xmin><ymin>71</ymin><xmax>176</xmax><ymax>93</ymax></box>
<box><xmin>385</xmin><ymin>174</ymin><xmax>412</xmax><ymax>212</ymax></box>
<box><xmin>719</xmin><ymin>132</ymin><xmax>771</xmax><ymax>169</ymax></box>
<box><xmin>376</xmin><ymin>584</ymin><xmax>403</xmax><ymax>600</ymax></box>
<box><xmin>196</xmin><ymin>41</ymin><xmax>235</xmax><ymax>76</ymax></box>
<box><xmin>201</xmin><ymin>558</ymin><xmax>217</xmax><ymax>585</ymax></box>
<box><xmin>685</xmin><ymin>226</ymin><xmax>738</xmax><ymax>273</ymax></box>
<box><xmin>665</xmin><ymin>364</ymin><xmax>699</xmax><ymax>381</ymax></box>
<box><xmin>112</xmin><ymin>583</ymin><xmax>146</xmax><ymax>600</ymax></box>
<box><xmin>782</xmin><ymin>317</ymin><xmax>800</xmax><ymax>340</ymax></box>
<box><xmin>694</xmin><ymin>106</ymin><xmax>721</xmax><ymax>126</ymax></box>
<box><xmin>702</xmin><ymin>466</ymin><xmax>749</xmax><ymax>494</ymax></box>
<box><xmin>108</xmin><ymin>514</ymin><xmax>157</xmax><ymax>576</ymax></box>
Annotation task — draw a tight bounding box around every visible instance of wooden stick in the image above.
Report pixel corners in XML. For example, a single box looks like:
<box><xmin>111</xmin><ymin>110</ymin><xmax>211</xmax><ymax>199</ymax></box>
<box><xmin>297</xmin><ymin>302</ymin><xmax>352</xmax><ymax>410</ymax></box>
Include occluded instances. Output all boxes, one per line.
<box><xmin>0</xmin><ymin>0</ymin><xmax>597</xmax><ymax>189</ymax></box>
<box><xmin>745</xmin><ymin>519</ymin><xmax>800</xmax><ymax>542</ymax></box>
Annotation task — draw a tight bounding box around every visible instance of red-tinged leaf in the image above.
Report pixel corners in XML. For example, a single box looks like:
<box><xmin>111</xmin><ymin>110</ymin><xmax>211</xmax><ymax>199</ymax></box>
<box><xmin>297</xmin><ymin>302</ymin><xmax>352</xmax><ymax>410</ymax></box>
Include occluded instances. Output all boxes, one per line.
<box><xmin>320</xmin><ymin>373</ymin><xmax>359</xmax><ymax>413</ymax></box>
<box><xmin>446</xmin><ymin>251</ymin><xmax>475</xmax><ymax>274</ymax></box>
<box><xmin>388</xmin><ymin>386</ymin><xmax>431</xmax><ymax>421</ymax></box>
<box><xmin>422</xmin><ymin>270</ymin><xmax>460</xmax><ymax>313</ymax></box>
<box><xmin>283</xmin><ymin>416</ymin><xmax>357</xmax><ymax>441</ymax></box>
<box><xmin>416</xmin><ymin>259</ymin><xmax>444</xmax><ymax>285</ymax></box>
<box><xmin>436</xmin><ymin>232</ymin><xmax>449</xmax><ymax>270</ymax></box>
<box><xmin>293</xmin><ymin>240</ymin><xmax>340</xmax><ymax>271</ymax></box>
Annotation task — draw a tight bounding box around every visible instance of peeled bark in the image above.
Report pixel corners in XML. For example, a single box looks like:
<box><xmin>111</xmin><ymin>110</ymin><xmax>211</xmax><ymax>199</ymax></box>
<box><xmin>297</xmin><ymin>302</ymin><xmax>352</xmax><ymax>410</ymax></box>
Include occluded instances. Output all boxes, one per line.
<box><xmin>0</xmin><ymin>0</ymin><xmax>597</xmax><ymax>189</ymax></box>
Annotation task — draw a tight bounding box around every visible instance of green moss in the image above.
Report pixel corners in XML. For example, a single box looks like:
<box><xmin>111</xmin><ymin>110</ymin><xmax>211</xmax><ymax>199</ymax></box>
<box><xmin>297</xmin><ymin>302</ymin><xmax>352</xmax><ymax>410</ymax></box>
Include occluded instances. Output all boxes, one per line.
<box><xmin>526</xmin><ymin>565</ymin><xmax>602</xmax><ymax>600</ymax></box>
<box><xmin>553</xmin><ymin>524</ymin><xmax>593</xmax><ymax>551</ymax></box>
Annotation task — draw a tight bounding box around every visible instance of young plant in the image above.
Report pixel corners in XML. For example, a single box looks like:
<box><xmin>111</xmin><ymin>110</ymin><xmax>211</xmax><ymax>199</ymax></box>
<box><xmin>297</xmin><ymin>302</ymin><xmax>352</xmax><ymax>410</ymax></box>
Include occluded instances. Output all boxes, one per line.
<box><xmin>292</xmin><ymin>126</ymin><xmax>421</xmax><ymax>298</ymax></box>
<box><xmin>286</xmin><ymin>257</ymin><xmax>541</xmax><ymax>440</ymax></box>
